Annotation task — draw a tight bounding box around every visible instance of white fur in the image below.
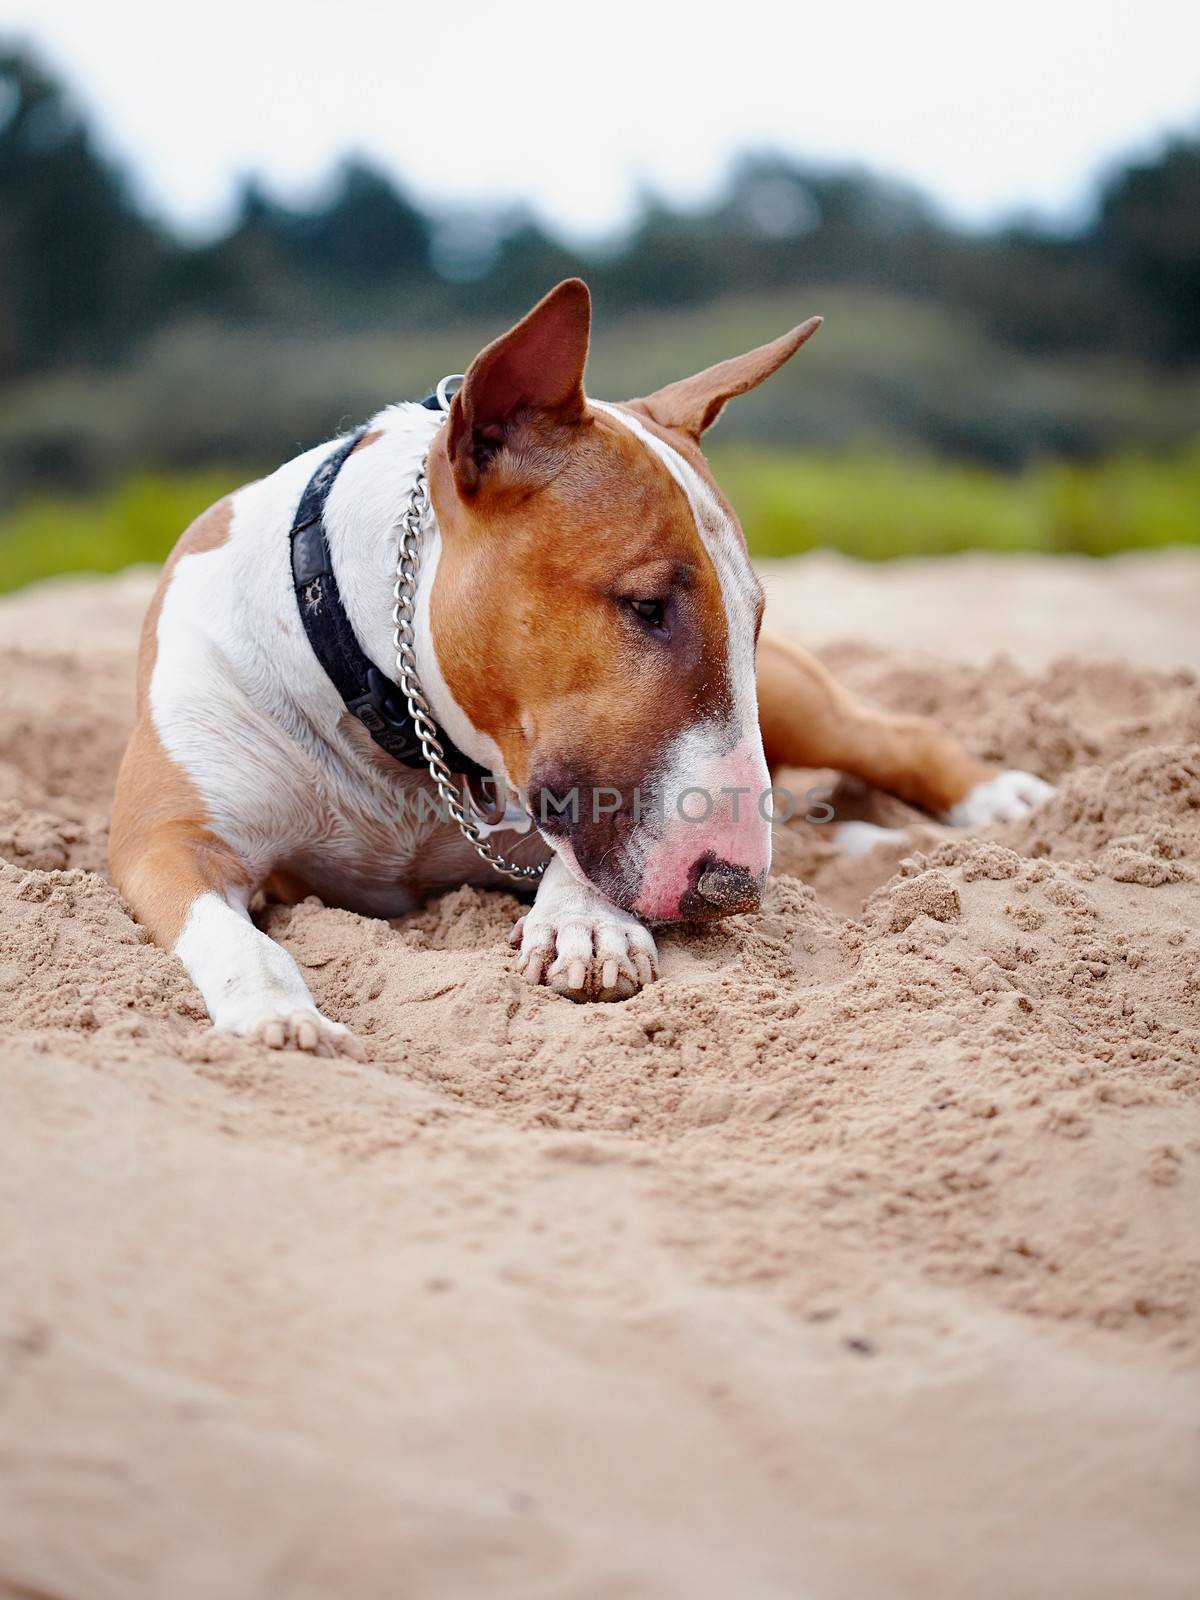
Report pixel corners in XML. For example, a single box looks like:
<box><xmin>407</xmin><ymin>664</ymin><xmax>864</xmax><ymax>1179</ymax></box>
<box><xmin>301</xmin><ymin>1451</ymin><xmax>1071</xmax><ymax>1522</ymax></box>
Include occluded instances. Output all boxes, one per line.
<box><xmin>322</xmin><ymin>404</ymin><xmax>442</xmax><ymax>682</ymax></box>
<box><xmin>943</xmin><ymin>769</ymin><xmax>1054</xmax><ymax>827</ymax></box>
<box><xmin>833</xmin><ymin>772</ymin><xmax>1053</xmax><ymax>859</ymax></box>
<box><xmin>151</xmin><ymin>406</ymin><xmax>552</xmax><ymax>1043</ymax></box>
<box><xmin>585</xmin><ymin>402</ymin><xmax>772</xmax><ymax>907</ymax></box>
<box><xmin>511</xmin><ymin>856</ymin><xmax>658</xmax><ymax>1001</ymax></box>
<box><xmin>144</xmin><ymin>401</ymin><xmax>551</xmax><ymax>1044</ymax></box>
<box><xmin>835</xmin><ymin>820</ymin><xmax>910</xmax><ymax>857</ymax></box>
<box><xmin>174</xmin><ymin>890</ymin><xmax>358</xmax><ymax>1055</ymax></box>
<box><xmin>150</xmin><ymin>405</ymin><xmax>538</xmax><ymax>921</ymax></box>
<box><xmin>323</xmin><ymin>403</ymin><xmax>532</xmax><ymax>840</ymax></box>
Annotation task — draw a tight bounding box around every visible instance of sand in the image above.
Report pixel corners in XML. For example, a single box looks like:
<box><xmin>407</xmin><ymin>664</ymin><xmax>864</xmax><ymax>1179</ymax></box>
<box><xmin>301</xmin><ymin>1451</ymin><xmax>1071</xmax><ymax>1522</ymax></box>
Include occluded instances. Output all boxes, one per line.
<box><xmin>1</xmin><ymin>551</ymin><xmax>1198</xmax><ymax>1599</ymax></box>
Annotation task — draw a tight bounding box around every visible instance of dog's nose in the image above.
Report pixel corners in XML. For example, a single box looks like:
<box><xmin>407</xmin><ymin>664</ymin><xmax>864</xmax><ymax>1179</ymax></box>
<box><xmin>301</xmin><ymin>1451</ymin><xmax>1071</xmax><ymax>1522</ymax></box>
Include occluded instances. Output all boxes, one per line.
<box><xmin>681</xmin><ymin>857</ymin><xmax>764</xmax><ymax>921</ymax></box>
<box><xmin>697</xmin><ymin>862</ymin><xmax>762</xmax><ymax>914</ymax></box>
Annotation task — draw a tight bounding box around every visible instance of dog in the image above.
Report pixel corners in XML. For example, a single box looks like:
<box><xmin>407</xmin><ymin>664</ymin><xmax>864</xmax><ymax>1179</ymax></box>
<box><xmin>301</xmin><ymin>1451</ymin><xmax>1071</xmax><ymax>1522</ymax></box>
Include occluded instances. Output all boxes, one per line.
<box><xmin>110</xmin><ymin>279</ymin><xmax>1051</xmax><ymax>1057</ymax></box>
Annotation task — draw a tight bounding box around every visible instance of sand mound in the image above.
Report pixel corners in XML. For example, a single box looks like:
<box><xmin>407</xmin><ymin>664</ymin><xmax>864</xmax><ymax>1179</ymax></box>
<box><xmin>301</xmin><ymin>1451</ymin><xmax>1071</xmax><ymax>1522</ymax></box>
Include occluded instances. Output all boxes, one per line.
<box><xmin>1</xmin><ymin>562</ymin><xmax>1198</xmax><ymax>1599</ymax></box>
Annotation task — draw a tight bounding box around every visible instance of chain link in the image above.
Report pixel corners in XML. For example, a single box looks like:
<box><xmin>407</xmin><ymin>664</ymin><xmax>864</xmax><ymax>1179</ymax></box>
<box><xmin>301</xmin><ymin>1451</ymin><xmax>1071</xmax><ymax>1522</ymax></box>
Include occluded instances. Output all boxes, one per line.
<box><xmin>391</xmin><ymin>456</ymin><xmax>546</xmax><ymax>883</ymax></box>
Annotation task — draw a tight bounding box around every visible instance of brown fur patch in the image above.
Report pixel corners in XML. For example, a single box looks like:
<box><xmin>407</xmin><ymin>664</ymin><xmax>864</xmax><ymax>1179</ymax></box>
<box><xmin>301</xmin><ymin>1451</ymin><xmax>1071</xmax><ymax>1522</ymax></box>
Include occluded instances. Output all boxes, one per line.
<box><xmin>629</xmin><ymin>316</ymin><xmax>821</xmax><ymax>440</ymax></box>
<box><xmin>756</xmin><ymin>631</ymin><xmax>992</xmax><ymax>812</ymax></box>
<box><xmin>111</xmin><ymin>493</ymin><xmax>249</xmax><ymax>948</ymax></box>
<box><xmin>426</xmin><ymin>405</ymin><xmax>731</xmax><ymax>798</ymax></box>
<box><xmin>352</xmin><ymin>429</ymin><xmax>383</xmax><ymax>455</ymax></box>
<box><xmin>109</xmin><ymin>719</ymin><xmax>252</xmax><ymax>947</ymax></box>
<box><xmin>617</xmin><ymin>403</ymin><xmax>750</xmax><ymax>550</ymax></box>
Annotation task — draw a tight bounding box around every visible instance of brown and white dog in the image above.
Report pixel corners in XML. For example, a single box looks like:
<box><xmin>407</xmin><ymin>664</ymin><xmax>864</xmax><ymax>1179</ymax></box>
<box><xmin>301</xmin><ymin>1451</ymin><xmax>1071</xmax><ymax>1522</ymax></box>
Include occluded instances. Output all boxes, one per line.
<box><xmin>110</xmin><ymin>279</ymin><xmax>1051</xmax><ymax>1058</ymax></box>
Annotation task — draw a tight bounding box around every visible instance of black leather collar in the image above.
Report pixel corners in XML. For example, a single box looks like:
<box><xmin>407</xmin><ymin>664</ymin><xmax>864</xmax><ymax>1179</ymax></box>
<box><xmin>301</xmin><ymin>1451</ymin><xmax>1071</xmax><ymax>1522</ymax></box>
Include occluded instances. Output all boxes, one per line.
<box><xmin>289</xmin><ymin>412</ymin><xmax>488</xmax><ymax>784</ymax></box>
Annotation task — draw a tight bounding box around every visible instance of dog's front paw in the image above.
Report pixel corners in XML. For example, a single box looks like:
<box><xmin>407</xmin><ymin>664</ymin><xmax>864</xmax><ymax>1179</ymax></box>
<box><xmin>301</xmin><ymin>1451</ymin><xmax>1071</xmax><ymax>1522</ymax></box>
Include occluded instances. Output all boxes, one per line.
<box><xmin>234</xmin><ymin>1006</ymin><xmax>366</xmax><ymax>1061</ymax></box>
<box><xmin>943</xmin><ymin>769</ymin><xmax>1055</xmax><ymax>828</ymax></box>
<box><xmin>510</xmin><ymin>902</ymin><xmax>659</xmax><ymax>1003</ymax></box>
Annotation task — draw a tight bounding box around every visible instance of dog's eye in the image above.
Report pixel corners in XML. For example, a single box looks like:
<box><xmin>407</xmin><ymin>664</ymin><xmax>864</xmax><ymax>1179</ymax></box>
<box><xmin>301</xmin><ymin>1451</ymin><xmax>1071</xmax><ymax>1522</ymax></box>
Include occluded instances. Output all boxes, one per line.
<box><xmin>617</xmin><ymin>588</ymin><xmax>675</xmax><ymax>641</ymax></box>
<box><xmin>630</xmin><ymin>598</ymin><xmax>666</xmax><ymax>629</ymax></box>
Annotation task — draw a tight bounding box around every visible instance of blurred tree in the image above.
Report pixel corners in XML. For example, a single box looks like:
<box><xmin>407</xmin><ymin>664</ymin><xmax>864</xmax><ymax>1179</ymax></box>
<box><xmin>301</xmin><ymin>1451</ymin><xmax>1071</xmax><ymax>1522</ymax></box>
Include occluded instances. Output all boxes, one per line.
<box><xmin>171</xmin><ymin>159</ymin><xmax>436</xmax><ymax>331</ymax></box>
<box><xmin>437</xmin><ymin>209</ymin><xmax>584</xmax><ymax>320</ymax></box>
<box><xmin>0</xmin><ymin>39</ymin><xmax>1197</xmax><ymax>484</ymax></box>
<box><xmin>240</xmin><ymin>160</ymin><xmax>426</xmax><ymax>279</ymax></box>
<box><xmin>1091</xmin><ymin>138</ymin><xmax>1200</xmax><ymax>361</ymax></box>
<box><xmin>298</xmin><ymin>157</ymin><xmax>429</xmax><ymax>284</ymax></box>
<box><xmin>0</xmin><ymin>44</ymin><xmax>164</xmax><ymax>376</ymax></box>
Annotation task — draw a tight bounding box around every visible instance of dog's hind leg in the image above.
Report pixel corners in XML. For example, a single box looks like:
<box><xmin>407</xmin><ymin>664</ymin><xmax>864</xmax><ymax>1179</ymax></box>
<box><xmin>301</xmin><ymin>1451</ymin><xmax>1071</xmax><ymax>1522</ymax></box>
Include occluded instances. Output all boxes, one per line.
<box><xmin>109</xmin><ymin>720</ymin><xmax>364</xmax><ymax>1059</ymax></box>
<box><xmin>756</xmin><ymin>630</ymin><xmax>1052</xmax><ymax>824</ymax></box>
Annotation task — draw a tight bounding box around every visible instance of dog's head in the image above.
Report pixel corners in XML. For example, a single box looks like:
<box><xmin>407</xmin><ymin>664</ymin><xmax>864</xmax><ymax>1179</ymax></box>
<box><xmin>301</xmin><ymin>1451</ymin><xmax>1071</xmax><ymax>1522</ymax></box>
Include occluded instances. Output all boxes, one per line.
<box><xmin>426</xmin><ymin>279</ymin><xmax>819</xmax><ymax>921</ymax></box>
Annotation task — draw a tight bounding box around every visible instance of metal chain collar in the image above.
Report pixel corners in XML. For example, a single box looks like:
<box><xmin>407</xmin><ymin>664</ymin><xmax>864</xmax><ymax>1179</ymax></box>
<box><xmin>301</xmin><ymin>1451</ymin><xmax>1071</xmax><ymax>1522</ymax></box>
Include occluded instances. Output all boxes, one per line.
<box><xmin>391</xmin><ymin>381</ymin><xmax>545</xmax><ymax>883</ymax></box>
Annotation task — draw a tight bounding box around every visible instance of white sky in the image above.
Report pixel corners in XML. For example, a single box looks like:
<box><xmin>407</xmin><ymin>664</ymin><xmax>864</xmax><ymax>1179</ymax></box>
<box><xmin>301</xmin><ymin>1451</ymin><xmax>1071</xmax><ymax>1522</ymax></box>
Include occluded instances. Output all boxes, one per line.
<box><xmin>5</xmin><ymin>0</ymin><xmax>1199</xmax><ymax>239</ymax></box>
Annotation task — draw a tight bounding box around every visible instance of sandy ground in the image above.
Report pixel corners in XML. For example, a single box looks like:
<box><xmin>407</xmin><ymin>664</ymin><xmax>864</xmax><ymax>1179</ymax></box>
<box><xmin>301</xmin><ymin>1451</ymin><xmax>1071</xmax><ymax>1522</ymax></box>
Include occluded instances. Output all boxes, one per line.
<box><xmin>760</xmin><ymin>546</ymin><xmax>1200</xmax><ymax>671</ymax></box>
<box><xmin>1</xmin><ymin>551</ymin><xmax>1198</xmax><ymax>1599</ymax></box>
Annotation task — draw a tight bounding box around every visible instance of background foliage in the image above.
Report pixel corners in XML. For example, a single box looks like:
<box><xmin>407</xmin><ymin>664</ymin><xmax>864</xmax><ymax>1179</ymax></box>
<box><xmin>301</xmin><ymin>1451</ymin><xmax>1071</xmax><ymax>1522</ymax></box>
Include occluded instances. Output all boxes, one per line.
<box><xmin>1</xmin><ymin>40</ymin><xmax>1196</xmax><ymax>582</ymax></box>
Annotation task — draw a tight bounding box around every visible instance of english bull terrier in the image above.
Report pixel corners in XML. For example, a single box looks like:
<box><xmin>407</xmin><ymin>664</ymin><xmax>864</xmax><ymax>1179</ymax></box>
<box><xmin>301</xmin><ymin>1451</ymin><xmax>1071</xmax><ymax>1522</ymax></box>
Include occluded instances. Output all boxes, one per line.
<box><xmin>110</xmin><ymin>279</ymin><xmax>1051</xmax><ymax>1058</ymax></box>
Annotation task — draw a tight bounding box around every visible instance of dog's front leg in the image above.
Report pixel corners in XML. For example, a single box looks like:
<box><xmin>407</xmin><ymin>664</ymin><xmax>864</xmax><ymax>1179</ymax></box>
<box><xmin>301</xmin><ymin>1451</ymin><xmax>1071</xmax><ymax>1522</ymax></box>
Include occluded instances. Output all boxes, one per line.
<box><xmin>110</xmin><ymin>744</ymin><xmax>364</xmax><ymax>1058</ymax></box>
<box><xmin>509</xmin><ymin>856</ymin><xmax>659</xmax><ymax>1003</ymax></box>
<box><xmin>172</xmin><ymin>889</ymin><xmax>364</xmax><ymax>1057</ymax></box>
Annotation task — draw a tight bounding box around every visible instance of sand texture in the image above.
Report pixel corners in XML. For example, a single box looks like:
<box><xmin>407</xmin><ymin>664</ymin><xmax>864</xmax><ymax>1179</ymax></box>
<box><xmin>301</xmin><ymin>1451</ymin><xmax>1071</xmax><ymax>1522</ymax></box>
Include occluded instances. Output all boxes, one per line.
<box><xmin>1</xmin><ymin>552</ymin><xmax>1198</xmax><ymax>1599</ymax></box>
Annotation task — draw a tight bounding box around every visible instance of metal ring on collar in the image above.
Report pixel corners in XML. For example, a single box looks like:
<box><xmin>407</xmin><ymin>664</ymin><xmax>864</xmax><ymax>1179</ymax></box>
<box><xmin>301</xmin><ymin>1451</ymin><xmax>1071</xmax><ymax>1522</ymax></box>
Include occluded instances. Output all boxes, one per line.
<box><xmin>435</xmin><ymin>373</ymin><xmax>465</xmax><ymax>412</ymax></box>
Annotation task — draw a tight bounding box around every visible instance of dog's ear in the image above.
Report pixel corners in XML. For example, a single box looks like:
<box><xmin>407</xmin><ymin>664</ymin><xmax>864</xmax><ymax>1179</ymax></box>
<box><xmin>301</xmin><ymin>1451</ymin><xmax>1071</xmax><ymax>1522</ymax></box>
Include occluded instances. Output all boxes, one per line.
<box><xmin>627</xmin><ymin>316</ymin><xmax>822</xmax><ymax>442</ymax></box>
<box><xmin>447</xmin><ymin>278</ymin><xmax>591</xmax><ymax>495</ymax></box>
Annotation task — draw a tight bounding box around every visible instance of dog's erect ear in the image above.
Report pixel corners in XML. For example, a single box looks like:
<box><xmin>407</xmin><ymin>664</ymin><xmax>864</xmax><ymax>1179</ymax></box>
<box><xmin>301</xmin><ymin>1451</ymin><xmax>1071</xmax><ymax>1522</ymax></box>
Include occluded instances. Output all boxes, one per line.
<box><xmin>447</xmin><ymin>278</ymin><xmax>591</xmax><ymax>495</ymax></box>
<box><xmin>628</xmin><ymin>316</ymin><xmax>822</xmax><ymax>442</ymax></box>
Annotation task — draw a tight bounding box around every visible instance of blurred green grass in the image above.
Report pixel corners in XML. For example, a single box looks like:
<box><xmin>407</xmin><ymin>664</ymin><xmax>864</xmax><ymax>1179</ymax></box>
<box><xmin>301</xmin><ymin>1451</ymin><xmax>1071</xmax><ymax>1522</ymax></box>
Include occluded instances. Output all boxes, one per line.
<box><xmin>0</xmin><ymin>441</ymin><xmax>1197</xmax><ymax>596</ymax></box>
<box><xmin>0</xmin><ymin>471</ymin><xmax>234</xmax><ymax>594</ymax></box>
<box><xmin>710</xmin><ymin>439</ymin><xmax>1200</xmax><ymax>560</ymax></box>
<box><xmin>2</xmin><ymin>287</ymin><xmax>1198</xmax><ymax>593</ymax></box>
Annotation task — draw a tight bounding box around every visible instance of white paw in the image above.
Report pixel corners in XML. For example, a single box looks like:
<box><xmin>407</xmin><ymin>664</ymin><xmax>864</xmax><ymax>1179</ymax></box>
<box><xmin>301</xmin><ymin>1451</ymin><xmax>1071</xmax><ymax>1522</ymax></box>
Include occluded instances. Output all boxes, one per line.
<box><xmin>510</xmin><ymin>901</ymin><xmax>659</xmax><ymax>1003</ymax></box>
<box><xmin>834</xmin><ymin>820</ymin><xmax>910</xmax><ymax>858</ymax></box>
<box><xmin>943</xmin><ymin>769</ymin><xmax>1055</xmax><ymax>828</ymax></box>
<box><xmin>237</xmin><ymin>1006</ymin><xmax>365</xmax><ymax>1061</ymax></box>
